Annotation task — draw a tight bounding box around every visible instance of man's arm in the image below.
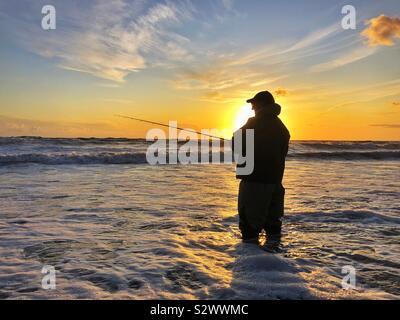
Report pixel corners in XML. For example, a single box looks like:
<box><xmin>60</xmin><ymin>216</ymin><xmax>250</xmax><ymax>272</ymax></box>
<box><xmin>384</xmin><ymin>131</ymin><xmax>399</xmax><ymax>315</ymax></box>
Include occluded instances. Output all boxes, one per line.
<box><xmin>232</xmin><ymin>117</ymin><xmax>254</xmax><ymax>161</ymax></box>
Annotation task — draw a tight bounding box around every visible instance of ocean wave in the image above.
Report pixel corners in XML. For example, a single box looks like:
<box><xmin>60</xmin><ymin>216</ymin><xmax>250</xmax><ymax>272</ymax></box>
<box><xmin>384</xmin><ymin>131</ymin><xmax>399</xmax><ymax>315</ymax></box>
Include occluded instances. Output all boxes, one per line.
<box><xmin>0</xmin><ymin>137</ymin><xmax>147</xmax><ymax>146</ymax></box>
<box><xmin>0</xmin><ymin>152</ymin><xmax>148</xmax><ymax>165</ymax></box>
<box><xmin>0</xmin><ymin>149</ymin><xmax>399</xmax><ymax>165</ymax></box>
<box><xmin>287</xmin><ymin>151</ymin><xmax>400</xmax><ymax>160</ymax></box>
<box><xmin>0</xmin><ymin>151</ymin><xmax>235</xmax><ymax>165</ymax></box>
<box><xmin>1</xmin><ymin>137</ymin><xmax>399</xmax><ymax>149</ymax></box>
<box><xmin>293</xmin><ymin>141</ymin><xmax>400</xmax><ymax>150</ymax></box>
<box><xmin>287</xmin><ymin>210</ymin><xmax>400</xmax><ymax>225</ymax></box>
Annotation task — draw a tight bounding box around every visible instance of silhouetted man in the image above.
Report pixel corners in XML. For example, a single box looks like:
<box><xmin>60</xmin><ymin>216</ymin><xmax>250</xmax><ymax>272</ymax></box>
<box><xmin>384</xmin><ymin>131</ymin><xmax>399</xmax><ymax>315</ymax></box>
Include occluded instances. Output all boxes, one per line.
<box><xmin>234</xmin><ymin>91</ymin><xmax>290</xmax><ymax>249</ymax></box>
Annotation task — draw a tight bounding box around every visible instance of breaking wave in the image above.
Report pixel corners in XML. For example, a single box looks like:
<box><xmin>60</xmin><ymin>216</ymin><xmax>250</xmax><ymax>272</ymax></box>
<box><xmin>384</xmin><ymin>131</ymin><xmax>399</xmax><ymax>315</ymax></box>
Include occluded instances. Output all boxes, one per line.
<box><xmin>0</xmin><ymin>152</ymin><xmax>149</xmax><ymax>165</ymax></box>
<box><xmin>0</xmin><ymin>150</ymin><xmax>399</xmax><ymax>165</ymax></box>
<box><xmin>0</xmin><ymin>137</ymin><xmax>399</xmax><ymax>165</ymax></box>
<box><xmin>287</xmin><ymin>151</ymin><xmax>400</xmax><ymax>160</ymax></box>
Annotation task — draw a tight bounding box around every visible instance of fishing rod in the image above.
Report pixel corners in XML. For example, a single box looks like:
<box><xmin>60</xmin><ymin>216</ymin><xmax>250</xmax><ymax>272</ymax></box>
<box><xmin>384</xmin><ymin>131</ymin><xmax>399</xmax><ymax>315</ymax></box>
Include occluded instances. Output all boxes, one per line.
<box><xmin>115</xmin><ymin>114</ymin><xmax>228</xmax><ymax>141</ymax></box>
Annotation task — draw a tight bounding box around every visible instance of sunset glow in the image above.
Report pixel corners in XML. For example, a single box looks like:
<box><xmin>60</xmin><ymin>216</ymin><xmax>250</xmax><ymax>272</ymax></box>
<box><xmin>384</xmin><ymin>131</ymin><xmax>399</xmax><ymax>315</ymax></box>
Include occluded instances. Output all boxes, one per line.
<box><xmin>0</xmin><ymin>1</ymin><xmax>399</xmax><ymax>140</ymax></box>
<box><xmin>234</xmin><ymin>105</ymin><xmax>255</xmax><ymax>131</ymax></box>
<box><xmin>0</xmin><ymin>0</ymin><xmax>399</xmax><ymax>302</ymax></box>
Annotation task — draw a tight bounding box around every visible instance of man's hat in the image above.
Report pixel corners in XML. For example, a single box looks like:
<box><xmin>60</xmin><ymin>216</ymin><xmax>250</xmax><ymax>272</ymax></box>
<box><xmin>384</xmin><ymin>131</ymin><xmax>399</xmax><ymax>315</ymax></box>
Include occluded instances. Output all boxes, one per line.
<box><xmin>246</xmin><ymin>91</ymin><xmax>275</xmax><ymax>105</ymax></box>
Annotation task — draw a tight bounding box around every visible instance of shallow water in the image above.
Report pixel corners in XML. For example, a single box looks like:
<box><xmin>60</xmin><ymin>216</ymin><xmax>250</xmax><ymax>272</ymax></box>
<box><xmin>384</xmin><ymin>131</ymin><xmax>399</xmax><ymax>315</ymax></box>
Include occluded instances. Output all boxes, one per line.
<box><xmin>0</xmin><ymin>151</ymin><xmax>399</xmax><ymax>299</ymax></box>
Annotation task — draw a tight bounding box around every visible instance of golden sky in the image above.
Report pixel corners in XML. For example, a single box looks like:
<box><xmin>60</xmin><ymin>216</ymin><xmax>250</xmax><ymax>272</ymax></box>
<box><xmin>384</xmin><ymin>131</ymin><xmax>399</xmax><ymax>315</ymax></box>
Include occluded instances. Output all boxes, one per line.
<box><xmin>0</xmin><ymin>1</ymin><xmax>399</xmax><ymax>140</ymax></box>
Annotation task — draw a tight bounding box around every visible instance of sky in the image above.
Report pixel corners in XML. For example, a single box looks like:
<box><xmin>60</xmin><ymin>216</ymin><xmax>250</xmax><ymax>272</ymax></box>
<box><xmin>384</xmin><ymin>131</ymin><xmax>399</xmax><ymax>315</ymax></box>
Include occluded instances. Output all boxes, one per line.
<box><xmin>0</xmin><ymin>0</ymin><xmax>399</xmax><ymax>140</ymax></box>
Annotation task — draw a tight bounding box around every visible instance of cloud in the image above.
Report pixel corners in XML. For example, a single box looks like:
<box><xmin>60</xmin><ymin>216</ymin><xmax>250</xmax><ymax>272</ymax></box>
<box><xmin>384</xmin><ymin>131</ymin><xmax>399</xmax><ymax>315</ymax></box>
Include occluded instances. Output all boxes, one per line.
<box><xmin>0</xmin><ymin>115</ymin><xmax>116</xmax><ymax>137</ymax></box>
<box><xmin>310</xmin><ymin>46</ymin><xmax>377</xmax><ymax>72</ymax></box>
<box><xmin>171</xmin><ymin>24</ymin><xmax>345</xmax><ymax>102</ymax></box>
<box><xmin>214</xmin><ymin>0</ymin><xmax>245</xmax><ymax>23</ymax></box>
<box><xmin>201</xmin><ymin>90</ymin><xmax>225</xmax><ymax>102</ymax></box>
<box><xmin>369</xmin><ymin>124</ymin><xmax>400</xmax><ymax>129</ymax></box>
<box><xmin>361</xmin><ymin>15</ymin><xmax>400</xmax><ymax>46</ymax></box>
<box><xmin>173</xmin><ymin>60</ymin><xmax>284</xmax><ymax>103</ymax></box>
<box><xmin>392</xmin><ymin>102</ymin><xmax>400</xmax><ymax>106</ymax></box>
<box><xmin>2</xmin><ymin>0</ymin><xmax>195</xmax><ymax>82</ymax></box>
<box><xmin>287</xmin><ymin>79</ymin><xmax>400</xmax><ymax>116</ymax></box>
<box><xmin>102</xmin><ymin>98</ymin><xmax>133</xmax><ymax>104</ymax></box>
<box><xmin>221</xmin><ymin>0</ymin><xmax>234</xmax><ymax>11</ymax></box>
<box><xmin>274</xmin><ymin>88</ymin><xmax>288</xmax><ymax>97</ymax></box>
<box><xmin>286</xmin><ymin>24</ymin><xmax>340</xmax><ymax>52</ymax></box>
<box><xmin>225</xmin><ymin>24</ymin><xmax>342</xmax><ymax>68</ymax></box>
<box><xmin>170</xmin><ymin>22</ymin><xmax>345</xmax><ymax>102</ymax></box>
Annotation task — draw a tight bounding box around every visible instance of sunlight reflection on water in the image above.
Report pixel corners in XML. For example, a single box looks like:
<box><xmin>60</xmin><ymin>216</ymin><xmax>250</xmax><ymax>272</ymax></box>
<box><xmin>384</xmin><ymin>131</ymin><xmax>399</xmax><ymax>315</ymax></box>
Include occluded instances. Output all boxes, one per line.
<box><xmin>0</xmin><ymin>160</ymin><xmax>398</xmax><ymax>299</ymax></box>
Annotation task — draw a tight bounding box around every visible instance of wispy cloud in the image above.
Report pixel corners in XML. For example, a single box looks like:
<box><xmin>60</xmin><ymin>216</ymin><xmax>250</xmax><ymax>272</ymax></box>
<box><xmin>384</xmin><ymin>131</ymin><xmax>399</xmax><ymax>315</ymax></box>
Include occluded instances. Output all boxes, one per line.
<box><xmin>2</xmin><ymin>0</ymin><xmax>195</xmax><ymax>82</ymax></box>
<box><xmin>172</xmin><ymin>61</ymin><xmax>285</xmax><ymax>103</ymax></box>
<box><xmin>221</xmin><ymin>0</ymin><xmax>234</xmax><ymax>11</ymax></box>
<box><xmin>310</xmin><ymin>46</ymin><xmax>378</xmax><ymax>72</ymax></box>
<box><xmin>284</xmin><ymin>78</ymin><xmax>400</xmax><ymax>112</ymax></box>
<box><xmin>220</xmin><ymin>24</ymin><xmax>343</xmax><ymax>68</ymax></box>
<box><xmin>286</xmin><ymin>24</ymin><xmax>340</xmax><ymax>52</ymax></box>
<box><xmin>0</xmin><ymin>115</ymin><xmax>116</xmax><ymax>137</ymax></box>
<box><xmin>214</xmin><ymin>0</ymin><xmax>245</xmax><ymax>23</ymax></box>
<box><xmin>102</xmin><ymin>98</ymin><xmax>133</xmax><ymax>104</ymax></box>
<box><xmin>369</xmin><ymin>124</ymin><xmax>400</xmax><ymax>129</ymax></box>
<box><xmin>96</xmin><ymin>83</ymin><xmax>121</xmax><ymax>89</ymax></box>
<box><xmin>171</xmin><ymin>22</ymin><xmax>346</xmax><ymax>102</ymax></box>
<box><xmin>308</xmin><ymin>15</ymin><xmax>400</xmax><ymax>73</ymax></box>
<box><xmin>362</xmin><ymin>15</ymin><xmax>400</xmax><ymax>46</ymax></box>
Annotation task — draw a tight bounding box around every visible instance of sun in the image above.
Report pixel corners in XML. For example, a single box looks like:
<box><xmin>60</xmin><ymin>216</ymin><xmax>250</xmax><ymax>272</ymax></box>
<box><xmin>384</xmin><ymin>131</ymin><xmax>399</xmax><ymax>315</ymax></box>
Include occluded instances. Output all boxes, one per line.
<box><xmin>233</xmin><ymin>105</ymin><xmax>254</xmax><ymax>130</ymax></box>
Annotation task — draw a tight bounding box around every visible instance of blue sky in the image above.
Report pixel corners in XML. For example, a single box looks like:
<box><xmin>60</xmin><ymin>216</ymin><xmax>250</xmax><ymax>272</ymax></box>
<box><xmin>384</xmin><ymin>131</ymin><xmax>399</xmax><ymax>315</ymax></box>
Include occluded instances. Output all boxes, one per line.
<box><xmin>0</xmin><ymin>0</ymin><xmax>399</xmax><ymax>139</ymax></box>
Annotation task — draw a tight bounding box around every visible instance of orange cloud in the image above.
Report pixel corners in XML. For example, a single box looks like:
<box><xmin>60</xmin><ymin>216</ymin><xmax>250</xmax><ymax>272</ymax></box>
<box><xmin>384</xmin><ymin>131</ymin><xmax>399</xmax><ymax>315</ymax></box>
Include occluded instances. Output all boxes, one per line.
<box><xmin>370</xmin><ymin>124</ymin><xmax>400</xmax><ymax>129</ymax></box>
<box><xmin>274</xmin><ymin>88</ymin><xmax>288</xmax><ymax>97</ymax></box>
<box><xmin>393</xmin><ymin>102</ymin><xmax>400</xmax><ymax>106</ymax></box>
<box><xmin>361</xmin><ymin>15</ymin><xmax>400</xmax><ymax>46</ymax></box>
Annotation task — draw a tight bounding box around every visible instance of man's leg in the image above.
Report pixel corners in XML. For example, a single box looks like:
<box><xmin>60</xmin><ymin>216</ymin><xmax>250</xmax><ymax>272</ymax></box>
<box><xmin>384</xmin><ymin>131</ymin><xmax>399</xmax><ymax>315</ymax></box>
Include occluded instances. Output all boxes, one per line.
<box><xmin>238</xmin><ymin>180</ymin><xmax>259</xmax><ymax>242</ymax></box>
<box><xmin>238</xmin><ymin>180</ymin><xmax>274</xmax><ymax>243</ymax></box>
<box><xmin>238</xmin><ymin>207</ymin><xmax>259</xmax><ymax>242</ymax></box>
<box><xmin>264</xmin><ymin>184</ymin><xmax>285</xmax><ymax>236</ymax></box>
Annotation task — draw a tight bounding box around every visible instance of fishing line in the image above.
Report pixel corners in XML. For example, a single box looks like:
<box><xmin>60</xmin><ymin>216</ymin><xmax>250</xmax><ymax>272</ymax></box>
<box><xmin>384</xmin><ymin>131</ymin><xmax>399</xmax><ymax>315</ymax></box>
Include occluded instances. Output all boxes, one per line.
<box><xmin>115</xmin><ymin>114</ymin><xmax>228</xmax><ymax>141</ymax></box>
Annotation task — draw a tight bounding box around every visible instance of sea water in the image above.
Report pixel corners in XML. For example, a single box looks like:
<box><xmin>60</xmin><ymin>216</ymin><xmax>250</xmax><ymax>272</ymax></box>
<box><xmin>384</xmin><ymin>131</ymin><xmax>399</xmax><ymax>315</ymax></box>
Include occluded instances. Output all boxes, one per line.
<box><xmin>0</xmin><ymin>138</ymin><xmax>399</xmax><ymax>299</ymax></box>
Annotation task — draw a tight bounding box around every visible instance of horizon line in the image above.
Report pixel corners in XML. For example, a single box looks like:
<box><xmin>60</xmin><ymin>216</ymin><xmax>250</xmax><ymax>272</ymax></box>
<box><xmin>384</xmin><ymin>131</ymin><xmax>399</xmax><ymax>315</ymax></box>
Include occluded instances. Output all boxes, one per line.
<box><xmin>1</xmin><ymin>135</ymin><xmax>399</xmax><ymax>142</ymax></box>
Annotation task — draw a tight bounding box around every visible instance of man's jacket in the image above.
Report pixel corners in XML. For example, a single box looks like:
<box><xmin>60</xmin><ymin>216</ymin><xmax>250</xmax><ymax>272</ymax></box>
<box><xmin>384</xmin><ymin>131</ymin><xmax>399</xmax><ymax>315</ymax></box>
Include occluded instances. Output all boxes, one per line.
<box><xmin>234</xmin><ymin>106</ymin><xmax>290</xmax><ymax>184</ymax></box>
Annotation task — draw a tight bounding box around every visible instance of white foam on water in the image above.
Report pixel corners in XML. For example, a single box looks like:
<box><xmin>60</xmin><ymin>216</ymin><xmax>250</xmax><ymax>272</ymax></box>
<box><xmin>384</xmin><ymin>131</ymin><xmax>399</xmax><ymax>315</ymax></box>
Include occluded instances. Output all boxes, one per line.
<box><xmin>0</xmin><ymin>140</ymin><xmax>399</xmax><ymax>299</ymax></box>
